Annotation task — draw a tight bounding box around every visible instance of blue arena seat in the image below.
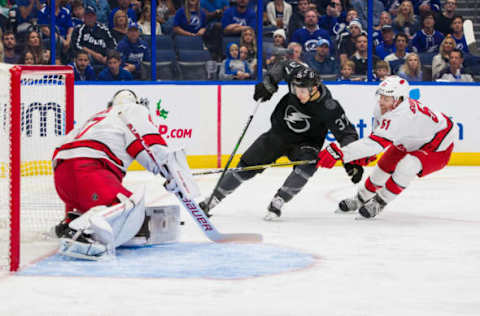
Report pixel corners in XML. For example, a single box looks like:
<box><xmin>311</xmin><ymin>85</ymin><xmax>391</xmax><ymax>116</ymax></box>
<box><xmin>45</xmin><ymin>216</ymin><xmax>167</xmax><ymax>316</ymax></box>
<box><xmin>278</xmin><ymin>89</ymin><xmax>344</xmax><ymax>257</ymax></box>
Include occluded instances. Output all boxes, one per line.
<box><xmin>156</xmin><ymin>35</ymin><xmax>174</xmax><ymax>50</ymax></box>
<box><xmin>177</xmin><ymin>49</ymin><xmax>212</xmax><ymax>80</ymax></box>
<box><xmin>174</xmin><ymin>35</ymin><xmax>204</xmax><ymax>51</ymax></box>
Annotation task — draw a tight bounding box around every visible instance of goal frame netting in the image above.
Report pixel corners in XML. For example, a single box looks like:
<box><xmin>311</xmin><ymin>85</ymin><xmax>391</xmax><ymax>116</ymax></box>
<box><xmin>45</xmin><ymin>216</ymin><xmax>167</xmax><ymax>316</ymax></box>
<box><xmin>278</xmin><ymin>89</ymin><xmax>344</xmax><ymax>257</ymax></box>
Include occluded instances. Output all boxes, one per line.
<box><xmin>2</xmin><ymin>64</ymin><xmax>74</xmax><ymax>272</ymax></box>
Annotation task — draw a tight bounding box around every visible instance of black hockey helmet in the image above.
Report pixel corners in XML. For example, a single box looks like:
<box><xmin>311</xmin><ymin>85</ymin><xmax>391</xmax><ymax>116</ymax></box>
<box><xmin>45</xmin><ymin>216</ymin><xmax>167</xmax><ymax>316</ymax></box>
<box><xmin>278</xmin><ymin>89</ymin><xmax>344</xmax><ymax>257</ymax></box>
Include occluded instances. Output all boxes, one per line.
<box><xmin>291</xmin><ymin>68</ymin><xmax>321</xmax><ymax>89</ymax></box>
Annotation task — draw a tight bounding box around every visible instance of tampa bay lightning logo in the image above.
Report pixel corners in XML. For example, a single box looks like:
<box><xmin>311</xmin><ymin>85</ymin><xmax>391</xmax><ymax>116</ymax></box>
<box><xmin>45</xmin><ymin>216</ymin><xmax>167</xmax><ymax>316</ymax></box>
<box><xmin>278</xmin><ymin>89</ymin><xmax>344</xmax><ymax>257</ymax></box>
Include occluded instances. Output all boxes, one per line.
<box><xmin>284</xmin><ymin>105</ymin><xmax>311</xmax><ymax>133</ymax></box>
<box><xmin>190</xmin><ymin>14</ymin><xmax>201</xmax><ymax>28</ymax></box>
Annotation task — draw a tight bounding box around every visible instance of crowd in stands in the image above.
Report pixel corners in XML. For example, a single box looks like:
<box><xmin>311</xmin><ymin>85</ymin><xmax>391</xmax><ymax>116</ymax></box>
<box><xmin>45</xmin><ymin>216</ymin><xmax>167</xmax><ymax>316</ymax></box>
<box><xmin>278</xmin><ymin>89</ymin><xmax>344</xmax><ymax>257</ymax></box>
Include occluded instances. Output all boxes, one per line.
<box><xmin>0</xmin><ymin>0</ymin><xmax>478</xmax><ymax>82</ymax></box>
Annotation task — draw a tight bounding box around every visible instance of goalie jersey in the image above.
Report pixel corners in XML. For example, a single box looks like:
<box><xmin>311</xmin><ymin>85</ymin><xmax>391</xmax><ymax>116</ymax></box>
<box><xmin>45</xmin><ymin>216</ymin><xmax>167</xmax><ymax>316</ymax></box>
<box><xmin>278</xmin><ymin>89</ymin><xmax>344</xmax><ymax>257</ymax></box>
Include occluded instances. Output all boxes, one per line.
<box><xmin>52</xmin><ymin>102</ymin><xmax>167</xmax><ymax>178</ymax></box>
<box><xmin>342</xmin><ymin>98</ymin><xmax>457</xmax><ymax>163</ymax></box>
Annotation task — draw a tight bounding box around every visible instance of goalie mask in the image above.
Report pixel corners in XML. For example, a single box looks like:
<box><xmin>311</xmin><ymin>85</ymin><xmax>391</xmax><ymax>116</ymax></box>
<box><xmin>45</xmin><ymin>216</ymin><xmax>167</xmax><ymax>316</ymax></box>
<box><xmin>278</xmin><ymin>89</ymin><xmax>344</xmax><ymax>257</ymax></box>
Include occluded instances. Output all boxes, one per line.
<box><xmin>108</xmin><ymin>89</ymin><xmax>139</xmax><ymax>107</ymax></box>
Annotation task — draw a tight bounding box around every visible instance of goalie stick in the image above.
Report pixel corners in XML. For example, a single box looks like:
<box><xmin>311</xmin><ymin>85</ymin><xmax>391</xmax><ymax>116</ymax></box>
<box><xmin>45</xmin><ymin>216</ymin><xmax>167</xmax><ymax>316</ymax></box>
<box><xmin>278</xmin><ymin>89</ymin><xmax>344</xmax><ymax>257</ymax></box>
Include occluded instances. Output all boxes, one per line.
<box><xmin>192</xmin><ymin>159</ymin><xmax>317</xmax><ymax>176</ymax></box>
<box><xmin>118</xmin><ymin>111</ymin><xmax>262</xmax><ymax>243</ymax></box>
<box><xmin>464</xmin><ymin>19</ymin><xmax>479</xmax><ymax>54</ymax></box>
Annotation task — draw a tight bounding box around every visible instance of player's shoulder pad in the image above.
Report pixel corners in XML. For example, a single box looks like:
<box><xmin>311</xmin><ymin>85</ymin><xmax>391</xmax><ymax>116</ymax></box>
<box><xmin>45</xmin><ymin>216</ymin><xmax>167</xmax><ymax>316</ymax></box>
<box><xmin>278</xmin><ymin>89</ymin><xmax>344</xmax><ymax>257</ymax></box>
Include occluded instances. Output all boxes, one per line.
<box><xmin>324</xmin><ymin>98</ymin><xmax>340</xmax><ymax>111</ymax></box>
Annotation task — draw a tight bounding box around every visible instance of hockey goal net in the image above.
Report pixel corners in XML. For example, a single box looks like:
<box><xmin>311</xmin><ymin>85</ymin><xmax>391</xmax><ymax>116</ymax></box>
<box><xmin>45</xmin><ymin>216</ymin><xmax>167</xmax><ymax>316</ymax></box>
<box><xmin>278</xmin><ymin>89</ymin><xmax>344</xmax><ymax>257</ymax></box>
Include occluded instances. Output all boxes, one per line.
<box><xmin>0</xmin><ymin>64</ymin><xmax>74</xmax><ymax>272</ymax></box>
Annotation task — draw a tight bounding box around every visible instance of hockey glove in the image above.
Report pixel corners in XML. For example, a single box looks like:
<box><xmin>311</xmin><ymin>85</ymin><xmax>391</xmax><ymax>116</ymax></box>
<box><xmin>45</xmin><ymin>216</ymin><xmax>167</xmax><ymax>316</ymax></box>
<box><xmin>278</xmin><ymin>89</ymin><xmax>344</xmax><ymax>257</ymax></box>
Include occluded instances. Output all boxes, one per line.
<box><xmin>163</xmin><ymin>178</ymin><xmax>180</xmax><ymax>194</ymax></box>
<box><xmin>344</xmin><ymin>163</ymin><xmax>364</xmax><ymax>184</ymax></box>
<box><xmin>253</xmin><ymin>83</ymin><xmax>273</xmax><ymax>102</ymax></box>
<box><xmin>349</xmin><ymin>155</ymin><xmax>377</xmax><ymax>166</ymax></box>
<box><xmin>316</xmin><ymin>143</ymin><xmax>343</xmax><ymax>168</ymax></box>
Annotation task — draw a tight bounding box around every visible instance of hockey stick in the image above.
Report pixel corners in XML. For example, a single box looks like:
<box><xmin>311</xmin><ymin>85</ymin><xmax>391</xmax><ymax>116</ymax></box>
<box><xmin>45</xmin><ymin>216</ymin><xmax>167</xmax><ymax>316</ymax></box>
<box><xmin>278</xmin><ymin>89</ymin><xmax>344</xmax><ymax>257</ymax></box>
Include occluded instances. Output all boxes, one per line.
<box><xmin>118</xmin><ymin>111</ymin><xmax>262</xmax><ymax>243</ymax></box>
<box><xmin>192</xmin><ymin>159</ymin><xmax>317</xmax><ymax>176</ymax></box>
<box><xmin>464</xmin><ymin>19</ymin><xmax>479</xmax><ymax>55</ymax></box>
<box><xmin>204</xmin><ymin>99</ymin><xmax>262</xmax><ymax>210</ymax></box>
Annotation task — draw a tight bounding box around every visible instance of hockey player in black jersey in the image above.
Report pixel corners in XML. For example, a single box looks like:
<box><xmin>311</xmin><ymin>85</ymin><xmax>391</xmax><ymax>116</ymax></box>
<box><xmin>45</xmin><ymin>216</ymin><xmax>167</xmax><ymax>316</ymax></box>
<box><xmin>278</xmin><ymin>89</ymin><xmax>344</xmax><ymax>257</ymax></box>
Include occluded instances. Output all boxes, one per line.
<box><xmin>201</xmin><ymin>61</ymin><xmax>364</xmax><ymax>220</ymax></box>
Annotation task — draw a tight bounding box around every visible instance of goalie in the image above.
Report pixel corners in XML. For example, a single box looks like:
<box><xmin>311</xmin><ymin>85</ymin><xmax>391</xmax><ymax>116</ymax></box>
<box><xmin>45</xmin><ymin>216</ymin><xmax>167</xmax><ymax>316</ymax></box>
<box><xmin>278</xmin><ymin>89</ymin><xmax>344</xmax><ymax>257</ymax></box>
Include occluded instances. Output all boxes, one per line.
<box><xmin>52</xmin><ymin>89</ymin><xmax>195</xmax><ymax>260</ymax></box>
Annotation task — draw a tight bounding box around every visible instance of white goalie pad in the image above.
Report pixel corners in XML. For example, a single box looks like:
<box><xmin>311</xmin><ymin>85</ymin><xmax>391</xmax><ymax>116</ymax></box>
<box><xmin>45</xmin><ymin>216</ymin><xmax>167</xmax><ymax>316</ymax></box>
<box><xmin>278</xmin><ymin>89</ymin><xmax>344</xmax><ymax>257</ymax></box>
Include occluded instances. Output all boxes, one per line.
<box><xmin>60</xmin><ymin>186</ymin><xmax>146</xmax><ymax>260</ymax></box>
<box><xmin>166</xmin><ymin>148</ymin><xmax>201</xmax><ymax>198</ymax></box>
<box><xmin>123</xmin><ymin>205</ymin><xmax>181</xmax><ymax>246</ymax></box>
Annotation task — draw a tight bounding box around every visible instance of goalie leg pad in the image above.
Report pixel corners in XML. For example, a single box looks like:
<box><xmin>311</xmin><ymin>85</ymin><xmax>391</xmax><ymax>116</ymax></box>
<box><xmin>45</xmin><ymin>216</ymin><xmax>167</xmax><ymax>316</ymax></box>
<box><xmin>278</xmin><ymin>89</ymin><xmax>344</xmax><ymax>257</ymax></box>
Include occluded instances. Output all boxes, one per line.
<box><xmin>165</xmin><ymin>148</ymin><xmax>201</xmax><ymax>198</ymax></box>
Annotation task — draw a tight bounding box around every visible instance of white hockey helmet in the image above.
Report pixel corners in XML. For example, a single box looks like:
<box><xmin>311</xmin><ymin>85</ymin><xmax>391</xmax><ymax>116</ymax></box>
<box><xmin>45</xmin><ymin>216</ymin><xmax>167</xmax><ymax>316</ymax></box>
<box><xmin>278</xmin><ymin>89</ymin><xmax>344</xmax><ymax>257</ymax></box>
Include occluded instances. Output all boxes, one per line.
<box><xmin>375</xmin><ymin>75</ymin><xmax>410</xmax><ymax>101</ymax></box>
<box><xmin>109</xmin><ymin>89</ymin><xmax>138</xmax><ymax>107</ymax></box>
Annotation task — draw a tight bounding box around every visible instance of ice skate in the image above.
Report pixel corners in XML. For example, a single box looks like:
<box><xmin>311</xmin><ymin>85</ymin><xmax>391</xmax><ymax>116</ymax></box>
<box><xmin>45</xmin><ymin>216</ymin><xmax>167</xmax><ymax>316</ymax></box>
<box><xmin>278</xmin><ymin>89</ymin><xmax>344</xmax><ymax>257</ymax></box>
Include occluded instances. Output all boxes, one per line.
<box><xmin>357</xmin><ymin>195</ymin><xmax>386</xmax><ymax>219</ymax></box>
<box><xmin>264</xmin><ymin>196</ymin><xmax>285</xmax><ymax>221</ymax></box>
<box><xmin>199</xmin><ymin>194</ymin><xmax>221</xmax><ymax>218</ymax></box>
<box><xmin>335</xmin><ymin>196</ymin><xmax>362</xmax><ymax>214</ymax></box>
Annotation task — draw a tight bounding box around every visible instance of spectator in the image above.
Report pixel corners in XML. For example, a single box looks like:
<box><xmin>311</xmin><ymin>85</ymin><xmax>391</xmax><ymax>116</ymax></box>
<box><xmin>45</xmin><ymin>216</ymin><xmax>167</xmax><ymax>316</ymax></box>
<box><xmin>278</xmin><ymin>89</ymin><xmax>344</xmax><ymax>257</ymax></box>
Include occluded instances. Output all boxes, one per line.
<box><xmin>410</xmin><ymin>12</ymin><xmax>444</xmax><ymax>54</ymax></box>
<box><xmin>338</xmin><ymin>19</ymin><xmax>363</xmax><ymax>66</ymax></box>
<box><xmin>350</xmin><ymin>34</ymin><xmax>380</xmax><ymax>75</ymax></box>
<box><xmin>110</xmin><ymin>9</ymin><xmax>129</xmax><ymax>43</ymax></box>
<box><xmin>398</xmin><ymin>52</ymin><xmax>423</xmax><ymax>81</ymax></box>
<box><xmin>71</xmin><ymin>0</ymin><xmax>85</xmax><ymax>27</ymax></box>
<box><xmin>266</xmin><ymin>0</ymin><xmax>293</xmax><ymax>30</ymax></box>
<box><xmin>450</xmin><ymin>15</ymin><xmax>468</xmax><ymax>54</ymax></box>
<box><xmin>240</xmin><ymin>26</ymin><xmax>257</xmax><ymax>61</ymax></box>
<box><xmin>221</xmin><ymin>0</ymin><xmax>256</xmax><ymax>36</ymax></box>
<box><xmin>318</xmin><ymin>0</ymin><xmax>342</xmax><ymax>37</ymax></box>
<box><xmin>337</xmin><ymin>59</ymin><xmax>356</xmax><ymax>81</ymax></box>
<box><xmin>306</xmin><ymin>38</ymin><xmax>339</xmax><ymax>75</ymax></box>
<box><xmin>69</xmin><ymin>50</ymin><xmax>96</xmax><ymax>81</ymax></box>
<box><xmin>138</xmin><ymin>4</ymin><xmax>162</xmax><ymax>35</ymax></box>
<box><xmin>201</xmin><ymin>0</ymin><xmax>229</xmax><ymax>24</ymax></box>
<box><xmin>287</xmin><ymin>41</ymin><xmax>306</xmax><ymax>64</ymax></box>
<box><xmin>413</xmin><ymin>0</ymin><xmax>441</xmax><ymax>16</ymax></box>
<box><xmin>15</xmin><ymin>0</ymin><xmax>42</xmax><ymax>34</ymax></box>
<box><xmin>350</xmin><ymin>0</ymin><xmax>384</xmax><ymax>29</ymax></box>
<box><xmin>436</xmin><ymin>48</ymin><xmax>474</xmax><ymax>82</ymax></box>
<box><xmin>25</xmin><ymin>30</ymin><xmax>49</xmax><ymax>64</ymax></box>
<box><xmin>219</xmin><ymin>42</ymin><xmax>251</xmax><ymax>80</ymax></box>
<box><xmin>264</xmin><ymin>28</ymin><xmax>288</xmax><ymax>68</ymax></box>
<box><xmin>334</xmin><ymin>8</ymin><xmax>359</xmax><ymax>42</ymax></box>
<box><xmin>116</xmin><ymin>22</ymin><xmax>151</xmax><ymax>79</ymax></box>
<box><xmin>239</xmin><ymin>45</ymin><xmax>254</xmax><ymax>76</ymax></box>
<box><xmin>84</xmin><ymin>0</ymin><xmax>111</xmax><ymax>25</ymax></box>
<box><xmin>19</xmin><ymin>49</ymin><xmax>36</xmax><ymax>64</ymax></box>
<box><xmin>291</xmin><ymin>9</ymin><xmax>332</xmax><ymax>54</ymax></box>
<box><xmin>2</xmin><ymin>31</ymin><xmax>21</xmax><ymax>64</ymax></box>
<box><xmin>109</xmin><ymin>0</ymin><xmax>137</xmax><ymax>29</ymax></box>
<box><xmin>157</xmin><ymin>0</ymin><xmax>176</xmax><ymax>34</ymax></box>
<box><xmin>385</xmin><ymin>32</ymin><xmax>409</xmax><ymax>73</ymax></box>
<box><xmin>201</xmin><ymin>0</ymin><xmax>228</xmax><ymax>61</ymax></box>
<box><xmin>173</xmin><ymin>0</ymin><xmax>207</xmax><ymax>37</ymax></box>
<box><xmin>432</xmin><ymin>35</ymin><xmax>456</xmax><ymax>79</ymax></box>
<box><xmin>435</xmin><ymin>0</ymin><xmax>456</xmax><ymax>36</ymax></box>
<box><xmin>372</xmin><ymin>11</ymin><xmax>392</xmax><ymax>46</ymax></box>
<box><xmin>392</xmin><ymin>0</ymin><xmax>419</xmax><ymax>39</ymax></box>
<box><xmin>37</xmin><ymin>0</ymin><xmax>73</xmax><ymax>54</ymax></box>
<box><xmin>375</xmin><ymin>24</ymin><xmax>395</xmax><ymax>59</ymax></box>
<box><xmin>97</xmin><ymin>50</ymin><xmax>133</xmax><ymax>80</ymax></box>
<box><xmin>374</xmin><ymin>60</ymin><xmax>391</xmax><ymax>81</ymax></box>
<box><xmin>71</xmin><ymin>5</ymin><xmax>117</xmax><ymax>66</ymax></box>
<box><xmin>287</xmin><ymin>0</ymin><xmax>310</xmax><ymax>39</ymax></box>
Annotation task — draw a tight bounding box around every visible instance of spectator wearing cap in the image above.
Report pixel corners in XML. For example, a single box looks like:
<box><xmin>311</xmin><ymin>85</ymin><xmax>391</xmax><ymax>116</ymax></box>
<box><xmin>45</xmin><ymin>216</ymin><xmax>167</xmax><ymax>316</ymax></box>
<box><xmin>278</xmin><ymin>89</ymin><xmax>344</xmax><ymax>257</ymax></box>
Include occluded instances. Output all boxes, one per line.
<box><xmin>372</xmin><ymin>11</ymin><xmax>392</xmax><ymax>46</ymax></box>
<box><xmin>287</xmin><ymin>0</ymin><xmax>310</xmax><ymax>40</ymax></box>
<box><xmin>410</xmin><ymin>12</ymin><xmax>444</xmax><ymax>54</ymax></box>
<box><xmin>38</xmin><ymin>0</ymin><xmax>74</xmax><ymax>54</ymax></box>
<box><xmin>264</xmin><ymin>29</ymin><xmax>288</xmax><ymax>68</ymax></box>
<box><xmin>333</xmin><ymin>8</ymin><xmax>359</xmax><ymax>42</ymax></box>
<box><xmin>71</xmin><ymin>5</ymin><xmax>117</xmax><ymax>65</ymax></box>
<box><xmin>109</xmin><ymin>0</ymin><xmax>137</xmax><ymax>29</ymax></box>
<box><xmin>385</xmin><ymin>33</ymin><xmax>410</xmax><ymax>74</ymax></box>
<box><xmin>173</xmin><ymin>0</ymin><xmax>207</xmax><ymax>36</ymax></box>
<box><xmin>338</xmin><ymin>18</ymin><xmax>364</xmax><ymax>66</ymax></box>
<box><xmin>69</xmin><ymin>50</ymin><xmax>96</xmax><ymax>81</ymax></box>
<box><xmin>318</xmin><ymin>0</ymin><xmax>343</xmax><ymax>38</ymax></box>
<box><xmin>266</xmin><ymin>0</ymin><xmax>292</xmax><ymax>30</ymax></box>
<box><xmin>350</xmin><ymin>34</ymin><xmax>380</xmax><ymax>75</ymax></box>
<box><xmin>307</xmin><ymin>38</ymin><xmax>339</xmax><ymax>75</ymax></box>
<box><xmin>435</xmin><ymin>0</ymin><xmax>457</xmax><ymax>36</ymax></box>
<box><xmin>436</xmin><ymin>48</ymin><xmax>474</xmax><ymax>82</ymax></box>
<box><xmin>291</xmin><ymin>9</ymin><xmax>332</xmax><ymax>54</ymax></box>
<box><xmin>221</xmin><ymin>0</ymin><xmax>256</xmax><ymax>36</ymax></box>
<box><xmin>375</xmin><ymin>24</ymin><xmax>396</xmax><ymax>59</ymax></box>
<box><xmin>84</xmin><ymin>0</ymin><xmax>111</xmax><ymax>25</ymax></box>
<box><xmin>116</xmin><ymin>22</ymin><xmax>151</xmax><ymax>79</ymax></box>
<box><xmin>97</xmin><ymin>50</ymin><xmax>133</xmax><ymax>81</ymax></box>
<box><xmin>350</xmin><ymin>0</ymin><xmax>384</xmax><ymax>29</ymax></box>
<box><xmin>111</xmin><ymin>9</ymin><xmax>129</xmax><ymax>43</ymax></box>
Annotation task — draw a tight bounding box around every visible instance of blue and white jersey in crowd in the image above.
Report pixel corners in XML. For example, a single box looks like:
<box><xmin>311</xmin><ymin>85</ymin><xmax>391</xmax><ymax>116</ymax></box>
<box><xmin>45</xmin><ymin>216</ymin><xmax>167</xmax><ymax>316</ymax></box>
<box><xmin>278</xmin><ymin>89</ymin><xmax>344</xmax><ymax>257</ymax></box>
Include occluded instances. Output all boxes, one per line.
<box><xmin>37</xmin><ymin>5</ymin><xmax>73</xmax><ymax>38</ymax></box>
<box><xmin>376</xmin><ymin>42</ymin><xmax>395</xmax><ymax>59</ymax></box>
<box><xmin>68</xmin><ymin>62</ymin><xmax>96</xmax><ymax>81</ymax></box>
<box><xmin>174</xmin><ymin>8</ymin><xmax>207</xmax><ymax>33</ymax></box>
<box><xmin>291</xmin><ymin>26</ymin><xmax>333</xmax><ymax>54</ymax></box>
<box><xmin>221</xmin><ymin>6</ymin><xmax>256</xmax><ymax>29</ymax></box>
<box><xmin>109</xmin><ymin>7</ymin><xmax>137</xmax><ymax>29</ymax></box>
<box><xmin>97</xmin><ymin>67</ymin><xmax>133</xmax><ymax>81</ymax></box>
<box><xmin>116</xmin><ymin>37</ymin><xmax>151</xmax><ymax>71</ymax></box>
<box><xmin>72</xmin><ymin>17</ymin><xmax>84</xmax><ymax>28</ymax></box>
<box><xmin>318</xmin><ymin>15</ymin><xmax>338</xmax><ymax>37</ymax></box>
<box><xmin>453</xmin><ymin>35</ymin><xmax>470</xmax><ymax>54</ymax></box>
<box><xmin>410</xmin><ymin>29</ymin><xmax>445</xmax><ymax>54</ymax></box>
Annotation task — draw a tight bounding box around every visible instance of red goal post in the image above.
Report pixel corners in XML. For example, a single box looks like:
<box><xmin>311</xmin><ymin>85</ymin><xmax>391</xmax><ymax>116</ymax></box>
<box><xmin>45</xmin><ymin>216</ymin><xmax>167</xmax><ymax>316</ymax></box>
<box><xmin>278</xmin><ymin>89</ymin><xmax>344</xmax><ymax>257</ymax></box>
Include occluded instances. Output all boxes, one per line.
<box><xmin>0</xmin><ymin>64</ymin><xmax>74</xmax><ymax>272</ymax></box>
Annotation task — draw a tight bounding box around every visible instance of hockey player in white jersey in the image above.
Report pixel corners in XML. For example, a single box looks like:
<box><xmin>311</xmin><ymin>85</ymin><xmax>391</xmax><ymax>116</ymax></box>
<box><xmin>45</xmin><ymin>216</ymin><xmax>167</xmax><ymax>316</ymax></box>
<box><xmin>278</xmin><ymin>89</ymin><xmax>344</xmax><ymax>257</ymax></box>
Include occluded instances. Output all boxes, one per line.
<box><xmin>52</xmin><ymin>89</ymin><xmax>194</xmax><ymax>259</ymax></box>
<box><xmin>316</xmin><ymin>76</ymin><xmax>457</xmax><ymax>218</ymax></box>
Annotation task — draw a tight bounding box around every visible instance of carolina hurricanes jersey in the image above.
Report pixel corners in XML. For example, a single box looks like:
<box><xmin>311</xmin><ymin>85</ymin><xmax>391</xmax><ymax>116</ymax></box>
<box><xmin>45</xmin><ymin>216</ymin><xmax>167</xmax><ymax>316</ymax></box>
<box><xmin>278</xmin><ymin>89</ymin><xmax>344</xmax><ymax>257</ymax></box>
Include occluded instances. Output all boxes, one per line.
<box><xmin>52</xmin><ymin>103</ymin><xmax>167</xmax><ymax>177</ymax></box>
<box><xmin>342</xmin><ymin>98</ymin><xmax>457</xmax><ymax>162</ymax></box>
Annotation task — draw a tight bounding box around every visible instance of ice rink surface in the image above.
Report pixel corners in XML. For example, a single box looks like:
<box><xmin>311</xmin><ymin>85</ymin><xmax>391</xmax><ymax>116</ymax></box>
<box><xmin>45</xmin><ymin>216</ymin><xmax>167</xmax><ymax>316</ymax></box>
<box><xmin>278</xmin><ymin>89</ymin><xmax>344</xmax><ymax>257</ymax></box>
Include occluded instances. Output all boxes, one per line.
<box><xmin>1</xmin><ymin>166</ymin><xmax>479</xmax><ymax>316</ymax></box>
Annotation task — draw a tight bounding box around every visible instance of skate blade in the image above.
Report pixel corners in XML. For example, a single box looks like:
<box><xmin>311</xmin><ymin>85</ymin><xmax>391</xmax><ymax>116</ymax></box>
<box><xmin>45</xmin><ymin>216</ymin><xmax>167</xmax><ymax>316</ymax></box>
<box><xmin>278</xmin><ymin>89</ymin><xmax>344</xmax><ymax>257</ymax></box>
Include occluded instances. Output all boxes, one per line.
<box><xmin>334</xmin><ymin>208</ymin><xmax>356</xmax><ymax>214</ymax></box>
<box><xmin>263</xmin><ymin>212</ymin><xmax>281</xmax><ymax>221</ymax></box>
<box><xmin>354</xmin><ymin>213</ymin><xmax>375</xmax><ymax>220</ymax></box>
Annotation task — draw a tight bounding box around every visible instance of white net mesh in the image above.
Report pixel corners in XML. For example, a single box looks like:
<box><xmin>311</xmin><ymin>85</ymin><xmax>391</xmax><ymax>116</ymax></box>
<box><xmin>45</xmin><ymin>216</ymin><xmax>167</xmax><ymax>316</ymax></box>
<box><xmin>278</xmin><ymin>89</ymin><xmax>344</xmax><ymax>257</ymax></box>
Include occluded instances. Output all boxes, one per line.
<box><xmin>0</xmin><ymin>65</ymin><xmax>71</xmax><ymax>271</ymax></box>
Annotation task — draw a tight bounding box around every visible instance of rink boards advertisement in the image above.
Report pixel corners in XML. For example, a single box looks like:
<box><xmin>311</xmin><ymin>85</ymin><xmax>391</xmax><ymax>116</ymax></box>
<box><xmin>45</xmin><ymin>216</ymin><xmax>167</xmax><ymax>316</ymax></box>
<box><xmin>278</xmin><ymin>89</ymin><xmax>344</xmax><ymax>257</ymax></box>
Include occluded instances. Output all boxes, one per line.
<box><xmin>74</xmin><ymin>84</ymin><xmax>480</xmax><ymax>168</ymax></box>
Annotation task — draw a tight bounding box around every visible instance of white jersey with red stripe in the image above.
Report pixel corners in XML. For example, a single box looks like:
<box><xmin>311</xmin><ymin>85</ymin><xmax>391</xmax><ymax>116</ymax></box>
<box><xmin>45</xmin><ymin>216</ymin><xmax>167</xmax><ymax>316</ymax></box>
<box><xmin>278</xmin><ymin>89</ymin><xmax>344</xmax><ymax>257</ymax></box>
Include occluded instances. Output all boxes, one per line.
<box><xmin>53</xmin><ymin>102</ymin><xmax>167</xmax><ymax>175</ymax></box>
<box><xmin>342</xmin><ymin>98</ymin><xmax>457</xmax><ymax>163</ymax></box>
